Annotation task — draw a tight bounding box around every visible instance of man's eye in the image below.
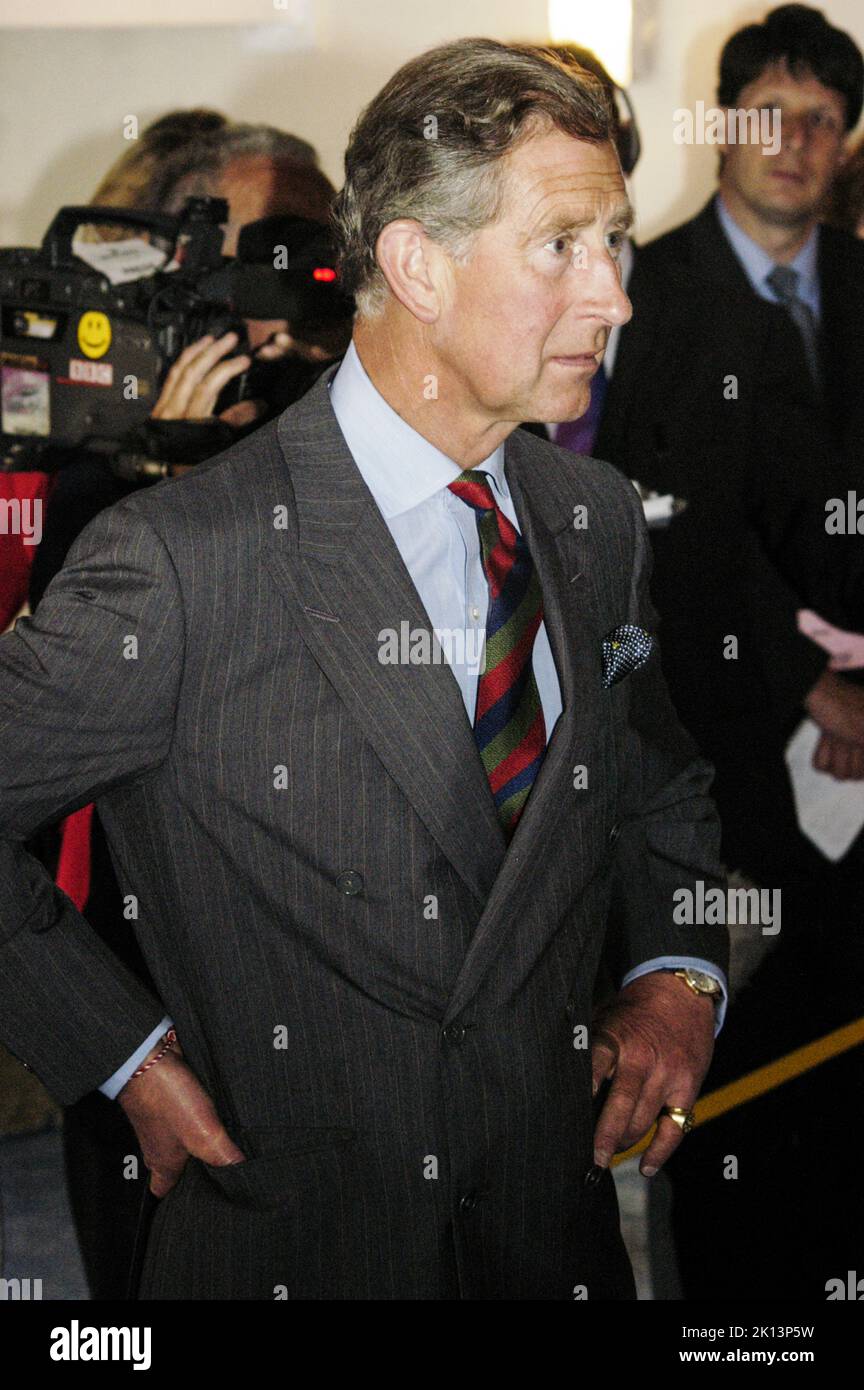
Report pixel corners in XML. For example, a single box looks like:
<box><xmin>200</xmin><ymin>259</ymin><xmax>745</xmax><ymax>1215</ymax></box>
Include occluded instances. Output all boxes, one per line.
<box><xmin>545</xmin><ymin>236</ymin><xmax>570</xmax><ymax>256</ymax></box>
<box><xmin>606</xmin><ymin>231</ymin><xmax>625</xmax><ymax>256</ymax></box>
<box><xmin>807</xmin><ymin>110</ymin><xmax>838</xmax><ymax>133</ymax></box>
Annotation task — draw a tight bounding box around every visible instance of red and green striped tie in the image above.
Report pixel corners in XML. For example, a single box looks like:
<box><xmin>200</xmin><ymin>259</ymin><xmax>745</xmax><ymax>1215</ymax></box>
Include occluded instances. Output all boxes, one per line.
<box><xmin>448</xmin><ymin>469</ymin><xmax>547</xmax><ymax>840</ymax></box>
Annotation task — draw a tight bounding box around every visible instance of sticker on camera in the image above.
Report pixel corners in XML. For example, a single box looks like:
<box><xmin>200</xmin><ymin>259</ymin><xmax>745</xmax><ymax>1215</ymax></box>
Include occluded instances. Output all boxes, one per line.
<box><xmin>1</xmin><ymin>365</ymin><xmax>50</xmax><ymax>436</ymax></box>
<box><xmin>77</xmin><ymin>311</ymin><xmax>112</xmax><ymax>359</ymax></box>
<box><xmin>68</xmin><ymin>358</ymin><xmax>113</xmax><ymax>386</ymax></box>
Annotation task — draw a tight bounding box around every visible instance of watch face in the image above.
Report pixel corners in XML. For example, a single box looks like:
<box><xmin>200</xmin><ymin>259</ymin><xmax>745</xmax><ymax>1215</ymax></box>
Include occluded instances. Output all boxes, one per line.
<box><xmin>686</xmin><ymin>969</ymin><xmax>718</xmax><ymax>994</ymax></box>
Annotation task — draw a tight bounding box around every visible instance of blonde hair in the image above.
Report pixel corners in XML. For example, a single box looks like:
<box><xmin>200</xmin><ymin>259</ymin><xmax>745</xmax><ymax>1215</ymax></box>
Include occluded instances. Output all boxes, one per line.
<box><xmin>90</xmin><ymin>109</ymin><xmax>229</xmax><ymax>211</ymax></box>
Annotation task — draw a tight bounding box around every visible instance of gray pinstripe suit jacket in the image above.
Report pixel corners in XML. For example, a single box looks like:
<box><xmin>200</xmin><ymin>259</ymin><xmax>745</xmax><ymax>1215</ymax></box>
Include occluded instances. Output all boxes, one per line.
<box><xmin>0</xmin><ymin>364</ymin><xmax>728</xmax><ymax>1299</ymax></box>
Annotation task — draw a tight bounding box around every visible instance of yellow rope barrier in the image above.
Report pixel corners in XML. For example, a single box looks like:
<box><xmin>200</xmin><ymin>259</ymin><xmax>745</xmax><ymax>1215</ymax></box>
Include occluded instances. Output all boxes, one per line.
<box><xmin>612</xmin><ymin>1014</ymin><xmax>864</xmax><ymax>1165</ymax></box>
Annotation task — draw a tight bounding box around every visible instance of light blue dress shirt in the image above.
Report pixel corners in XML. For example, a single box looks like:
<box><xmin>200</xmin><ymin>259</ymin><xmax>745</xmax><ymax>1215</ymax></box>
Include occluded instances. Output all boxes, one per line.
<box><xmin>715</xmin><ymin>192</ymin><xmax>821</xmax><ymax>320</ymax></box>
<box><xmin>101</xmin><ymin>338</ymin><xmax>727</xmax><ymax>1097</ymax></box>
<box><xmin>100</xmin><ymin>1018</ymin><xmax>173</xmax><ymax>1099</ymax></box>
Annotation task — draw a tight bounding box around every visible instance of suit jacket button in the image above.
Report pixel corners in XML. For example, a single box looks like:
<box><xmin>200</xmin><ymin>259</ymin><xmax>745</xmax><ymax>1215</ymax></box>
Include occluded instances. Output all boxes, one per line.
<box><xmin>442</xmin><ymin>1023</ymin><xmax>466</xmax><ymax>1045</ymax></box>
<box><xmin>584</xmin><ymin>1164</ymin><xmax>604</xmax><ymax>1186</ymax></box>
<box><xmin>459</xmin><ymin>1192</ymin><xmax>479</xmax><ymax>1212</ymax></box>
<box><xmin>607</xmin><ymin>823</ymin><xmax>621</xmax><ymax>846</ymax></box>
<box><xmin>336</xmin><ymin>870</ymin><xmax>364</xmax><ymax>896</ymax></box>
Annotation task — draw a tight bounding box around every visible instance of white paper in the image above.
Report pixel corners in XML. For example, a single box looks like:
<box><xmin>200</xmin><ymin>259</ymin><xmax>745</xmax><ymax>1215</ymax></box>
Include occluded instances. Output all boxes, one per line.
<box><xmin>784</xmin><ymin>717</ymin><xmax>864</xmax><ymax>861</ymax></box>
<box><xmin>642</xmin><ymin>493</ymin><xmax>677</xmax><ymax>526</ymax></box>
<box><xmin>72</xmin><ymin>237</ymin><xmax>166</xmax><ymax>285</ymax></box>
<box><xmin>631</xmin><ymin>478</ymin><xmax>685</xmax><ymax>529</ymax></box>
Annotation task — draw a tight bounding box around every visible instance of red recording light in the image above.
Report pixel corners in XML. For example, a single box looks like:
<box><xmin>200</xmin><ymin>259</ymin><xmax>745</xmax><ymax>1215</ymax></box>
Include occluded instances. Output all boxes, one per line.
<box><xmin>312</xmin><ymin>266</ymin><xmax>337</xmax><ymax>282</ymax></box>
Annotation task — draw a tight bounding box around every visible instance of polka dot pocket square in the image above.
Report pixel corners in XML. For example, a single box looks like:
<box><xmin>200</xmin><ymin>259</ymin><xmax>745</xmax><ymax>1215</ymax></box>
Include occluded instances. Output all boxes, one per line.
<box><xmin>601</xmin><ymin>624</ymin><xmax>654</xmax><ymax>688</ymax></box>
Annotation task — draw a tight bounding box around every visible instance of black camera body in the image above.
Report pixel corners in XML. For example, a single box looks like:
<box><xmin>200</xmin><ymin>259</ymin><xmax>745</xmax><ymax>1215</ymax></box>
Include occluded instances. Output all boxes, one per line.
<box><xmin>0</xmin><ymin>197</ymin><xmax>351</xmax><ymax>469</ymax></box>
<box><xmin>0</xmin><ymin>198</ymin><xmax>241</xmax><ymax>467</ymax></box>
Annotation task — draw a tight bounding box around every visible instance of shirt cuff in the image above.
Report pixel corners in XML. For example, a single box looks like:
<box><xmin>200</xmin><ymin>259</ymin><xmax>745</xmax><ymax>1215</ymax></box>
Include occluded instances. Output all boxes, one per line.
<box><xmin>98</xmin><ymin>1015</ymin><xmax>174</xmax><ymax>1099</ymax></box>
<box><xmin>620</xmin><ymin>958</ymin><xmax>728</xmax><ymax>1036</ymax></box>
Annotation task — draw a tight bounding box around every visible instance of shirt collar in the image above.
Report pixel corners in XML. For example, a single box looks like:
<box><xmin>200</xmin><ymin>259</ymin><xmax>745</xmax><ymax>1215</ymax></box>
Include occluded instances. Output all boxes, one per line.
<box><xmin>715</xmin><ymin>192</ymin><xmax>820</xmax><ymax>312</ymax></box>
<box><xmin>327</xmin><ymin>338</ymin><xmax>508</xmax><ymax>519</ymax></box>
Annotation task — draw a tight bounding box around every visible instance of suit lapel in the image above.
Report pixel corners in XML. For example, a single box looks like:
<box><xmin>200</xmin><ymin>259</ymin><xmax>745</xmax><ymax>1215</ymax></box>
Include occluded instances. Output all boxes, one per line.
<box><xmin>265</xmin><ymin>371</ymin><xmax>507</xmax><ymax>905</ymax></box>
<box><xmin>687</xmin><ymin>198</ymin><xmax>760</xmax><ymax>298</ymax></box>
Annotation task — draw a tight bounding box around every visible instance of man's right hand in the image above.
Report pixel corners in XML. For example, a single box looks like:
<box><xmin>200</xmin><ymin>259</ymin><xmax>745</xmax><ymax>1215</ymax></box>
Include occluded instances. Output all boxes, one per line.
<box><xmin>118</xmin><ymin>1036</ymin><xmax>246</xmax><ymax>1198</ymax></box>
<box><xmin>812</xmin><ymin>730</ymin><xmax>864</xmax><ymax>780</ymax></box>
<box><xmin>805</xmin><ymin>671</ymin><xmax>864</xmax><ymax>779</ymax></box>
<box><xmin>805</xmin><ymin>669</ymin><xmax>864</xmax><ymax>745</ymax></box>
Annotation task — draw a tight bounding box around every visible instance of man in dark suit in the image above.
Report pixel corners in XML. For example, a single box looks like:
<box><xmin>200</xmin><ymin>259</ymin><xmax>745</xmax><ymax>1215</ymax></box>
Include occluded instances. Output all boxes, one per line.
<box><xmin>596</xmin><ymin>6</ymin><xmax>864</xmax><ymax>822</ymax></box>
<box><xmin>589</xmin><ymin>5</ymin><xmax>864</xmax><ymax>1298</ymax></box>
<box><xmin>0</xmin><ymin>39</ymin><xmax>728</xmax><ymax>1301</ymax></box>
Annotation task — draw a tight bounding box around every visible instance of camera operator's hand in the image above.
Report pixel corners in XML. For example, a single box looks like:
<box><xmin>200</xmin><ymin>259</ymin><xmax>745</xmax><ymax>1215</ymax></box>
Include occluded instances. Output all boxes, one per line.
<box><xmin>152</xmin><ymin>323</ymin><xmax>346</xmax><ymax>478</ymax></box>
<box><xmin>151</xmin><ymin>331</ymin><xmax>251</xmax><ymax>423</ymax></box>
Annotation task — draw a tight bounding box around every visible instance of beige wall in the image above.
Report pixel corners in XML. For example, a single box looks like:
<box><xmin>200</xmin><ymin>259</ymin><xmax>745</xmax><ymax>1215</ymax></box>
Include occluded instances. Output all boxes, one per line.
<box><xmin>1</xmin><ymin>0</ymin><xmax>862</xmax><ymax>250</ymax></box>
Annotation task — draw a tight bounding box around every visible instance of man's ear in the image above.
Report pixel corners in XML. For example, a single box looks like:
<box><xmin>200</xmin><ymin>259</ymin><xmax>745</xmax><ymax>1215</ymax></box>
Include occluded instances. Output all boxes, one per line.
<box><xmin>374</xmin><ymin>219</ymin><xmax>447</xmax><ymax>324</ymax></box>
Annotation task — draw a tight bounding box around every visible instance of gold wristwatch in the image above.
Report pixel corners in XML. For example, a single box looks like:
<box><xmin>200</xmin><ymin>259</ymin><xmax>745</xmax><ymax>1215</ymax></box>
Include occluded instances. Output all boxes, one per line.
<box><xmin>672</xmin><ymin>967</ymin><xmax>723</xmax><ymax>1004</ymax></box>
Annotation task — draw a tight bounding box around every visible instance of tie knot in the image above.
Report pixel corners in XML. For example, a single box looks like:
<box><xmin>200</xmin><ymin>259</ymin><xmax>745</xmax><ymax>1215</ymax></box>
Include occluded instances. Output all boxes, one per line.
<box><xmin>448</xmin><ymin>469</ymin><xmax>496</xmax><ymax>515</ymax></box>
<box><xmin>766</xmin><ymin>263</ymin><xmax>801</xmax><ymax>305</ymax></box>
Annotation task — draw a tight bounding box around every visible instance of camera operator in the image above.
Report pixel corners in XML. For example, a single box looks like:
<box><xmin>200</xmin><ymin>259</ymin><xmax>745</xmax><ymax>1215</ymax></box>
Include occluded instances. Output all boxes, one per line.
<box><xmin>0</xmin><ymin>112</ymin><xmax>232</xmax><ymax>635</ymax></box>
<box><xmin>29</xmin><ymin>123</ymin><xmax>342</xmax><ymax>600</ymax></box>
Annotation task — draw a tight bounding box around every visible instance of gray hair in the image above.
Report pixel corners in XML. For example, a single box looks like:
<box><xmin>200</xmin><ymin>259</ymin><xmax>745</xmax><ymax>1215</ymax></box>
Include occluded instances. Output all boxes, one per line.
<box><xmin>331</xmin><ymin>38</ymin><xmax>614</xmax><ymax>318</ymax></box>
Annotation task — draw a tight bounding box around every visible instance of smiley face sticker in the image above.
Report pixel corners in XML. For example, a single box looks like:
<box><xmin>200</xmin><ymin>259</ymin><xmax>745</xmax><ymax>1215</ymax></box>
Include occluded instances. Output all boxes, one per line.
<box><xmin>77</xmin><ymin>311</ymin><xmax>112</xmax><ymax>359</ymax></box>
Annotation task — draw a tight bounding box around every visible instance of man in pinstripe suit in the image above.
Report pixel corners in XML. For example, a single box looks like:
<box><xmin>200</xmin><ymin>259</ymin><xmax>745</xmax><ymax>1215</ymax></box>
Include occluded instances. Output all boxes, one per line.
<box><xmin>0</xmin><ymin>40</ymin><xmax>728</xmax><ymax>1299</ymax></box>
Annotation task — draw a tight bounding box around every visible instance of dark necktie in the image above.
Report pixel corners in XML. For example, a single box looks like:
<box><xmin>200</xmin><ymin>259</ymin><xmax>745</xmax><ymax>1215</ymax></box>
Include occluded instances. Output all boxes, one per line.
<box><xmin>448</xmin><ymin>470</ymin><xmax>547</xmax><ymax>840</ymax></box>
<box><xmin>554</xmin><ymin>360</ymin><xmax>608</xmax><ymax>455</ymax></box>
<box><xmin>766</xmin><ymin>264</ymin><xmax>821</xmax><ymax>391</ymax></box>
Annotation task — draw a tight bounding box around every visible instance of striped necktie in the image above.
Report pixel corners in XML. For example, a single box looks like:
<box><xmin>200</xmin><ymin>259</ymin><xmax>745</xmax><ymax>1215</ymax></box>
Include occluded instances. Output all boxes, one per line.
<box><xmin>448</xmin><ymin>469</ymin><xmax>547</xmax><ymax>840</ymax></box>
<box><xmin>766</xmin><ymin>264</ymin><xmax>821</xmax><ymax>393</ymax></box>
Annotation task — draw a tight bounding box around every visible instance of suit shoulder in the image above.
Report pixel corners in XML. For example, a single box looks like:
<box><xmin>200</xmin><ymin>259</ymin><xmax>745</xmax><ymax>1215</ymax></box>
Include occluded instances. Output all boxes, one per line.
<box><xmin>119</xmin><ymin>416</ymin><xmax>290</xmax><ymax>545</ymax></box>
<box><xmin>820</xmin><ymin>222</ymin><xmax>864</xmax><ymax>273</ymax></box>
<box><xmin>637</xmin><ymin>214</ymin><xmax>699</xmax><ymax>271</ymax></box>
<box><xmin>515</xmin><ymin>428</ymin><xmax>642</xmax><ymax>523</ymax></box>
<box><xmin>626</xmin><ymin>221</ymin><xmax>708</xmax><ymax>317</ymax></box>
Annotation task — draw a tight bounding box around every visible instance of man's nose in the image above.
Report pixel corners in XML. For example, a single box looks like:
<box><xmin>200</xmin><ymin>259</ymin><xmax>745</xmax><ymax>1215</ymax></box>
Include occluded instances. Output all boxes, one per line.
<box><xmin>581</xmin><ymin>249</ymin><xmax>633</xmax><ymax>327</ymax></box>
<box><xmin>780</xmin><ymin>111</ymin><xmax>809</xmax><ymax>150</ymax></box>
